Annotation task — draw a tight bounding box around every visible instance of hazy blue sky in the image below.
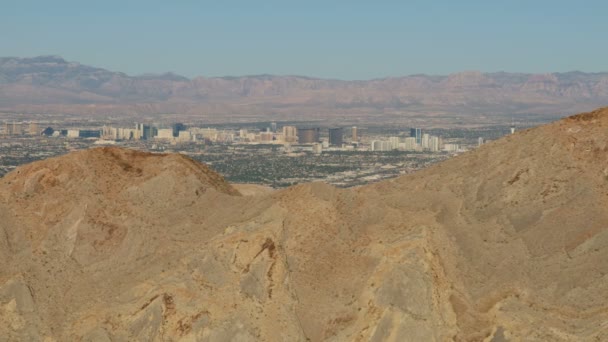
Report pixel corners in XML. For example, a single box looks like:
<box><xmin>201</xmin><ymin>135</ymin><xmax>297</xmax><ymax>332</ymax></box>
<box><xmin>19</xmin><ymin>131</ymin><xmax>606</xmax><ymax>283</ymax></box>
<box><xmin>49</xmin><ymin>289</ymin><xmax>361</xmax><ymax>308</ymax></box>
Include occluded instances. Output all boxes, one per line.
<box><xmin>2</xmin><ymin>0</ymin><xmax>606</xmax><ymax>79</ymax></box>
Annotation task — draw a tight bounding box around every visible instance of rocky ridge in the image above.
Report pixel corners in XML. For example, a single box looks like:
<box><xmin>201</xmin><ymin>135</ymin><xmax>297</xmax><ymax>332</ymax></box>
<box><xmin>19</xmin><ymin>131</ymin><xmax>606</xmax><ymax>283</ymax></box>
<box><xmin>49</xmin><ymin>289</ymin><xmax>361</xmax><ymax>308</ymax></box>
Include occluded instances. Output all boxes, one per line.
<box><xmin>1</xmin><ymin>108</ymin><xmax>608</xmax><ymax>341</ymax></box>
<box><xmin>1</xmin><ymin>56</ymin><xmax>608</xmax><ymax>118</ymax></box>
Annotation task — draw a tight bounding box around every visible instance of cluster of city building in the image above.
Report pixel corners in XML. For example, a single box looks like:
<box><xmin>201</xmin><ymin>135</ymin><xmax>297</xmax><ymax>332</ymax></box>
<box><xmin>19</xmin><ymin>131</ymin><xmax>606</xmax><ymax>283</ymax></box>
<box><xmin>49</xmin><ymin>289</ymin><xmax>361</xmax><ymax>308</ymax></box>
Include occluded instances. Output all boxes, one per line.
<box><xmin>1</xmin><ymin>120</ymin><xmax>467</xmax><ymax>153</ymax></box>
<box><xmin>2</xmin><ymin>121</ymin><xmax>100</xmax><ymax>138</ymax></box>
<box><xmin>2</xmin><ymin>121</ymin><xmax>40</xmax><ymax>136</ymax></box>
<box><xmin>99</xmin><ymin>123</ymin><xmax>356</xmax><ymax>147</ymax></box>
<box><xmin>371</xmin><ymin>128</ymin><xmax>458</xmax><ymax>152</ymax></box>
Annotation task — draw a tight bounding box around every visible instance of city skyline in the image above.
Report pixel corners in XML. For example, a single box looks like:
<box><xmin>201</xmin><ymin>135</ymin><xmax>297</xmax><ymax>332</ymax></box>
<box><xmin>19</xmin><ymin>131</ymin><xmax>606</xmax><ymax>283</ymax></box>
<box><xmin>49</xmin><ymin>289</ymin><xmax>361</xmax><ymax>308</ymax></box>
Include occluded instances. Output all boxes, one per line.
<box><xmin>2</xmin><ymin>118</ymin><xmax>470</xmax><ymax>155</ymax></box>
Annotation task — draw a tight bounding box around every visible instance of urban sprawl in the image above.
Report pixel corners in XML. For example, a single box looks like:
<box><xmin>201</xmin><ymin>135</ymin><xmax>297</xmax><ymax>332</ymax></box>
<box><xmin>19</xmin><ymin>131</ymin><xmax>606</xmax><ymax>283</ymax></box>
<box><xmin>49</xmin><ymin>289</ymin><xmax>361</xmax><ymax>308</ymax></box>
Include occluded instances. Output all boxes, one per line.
<box><xmin>0</xmin><ymin>120</ymin><xmax>512</xmax><ymax>187</ymax></box>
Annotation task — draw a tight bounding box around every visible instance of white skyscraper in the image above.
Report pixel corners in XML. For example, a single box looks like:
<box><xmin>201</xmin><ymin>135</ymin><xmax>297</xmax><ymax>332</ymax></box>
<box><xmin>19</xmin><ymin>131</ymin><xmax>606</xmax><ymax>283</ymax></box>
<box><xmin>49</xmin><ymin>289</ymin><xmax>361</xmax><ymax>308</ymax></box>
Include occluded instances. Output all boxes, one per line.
<box><xmin>404</xmin><ymin>137</ymin><xmax>417</xmax><ymax>151</ymax></box>
<box><xmin>371</xmin><ymin>140</ymin><xmax>382</xmax><ymax>151</ymax></box>
<box><xmin>422</xmin><ymin>133</ymin><xmax>430</xmax><ymax>149</ymax></box>
<box><xmin>430</xmin><ymin>136</ymin><xmax>441</xmax><ymax>152</ymax></box>
<box><xmin>388</xmin><ymin>137</ymin><xmax>400</xmax><ymax>150</ymax></box>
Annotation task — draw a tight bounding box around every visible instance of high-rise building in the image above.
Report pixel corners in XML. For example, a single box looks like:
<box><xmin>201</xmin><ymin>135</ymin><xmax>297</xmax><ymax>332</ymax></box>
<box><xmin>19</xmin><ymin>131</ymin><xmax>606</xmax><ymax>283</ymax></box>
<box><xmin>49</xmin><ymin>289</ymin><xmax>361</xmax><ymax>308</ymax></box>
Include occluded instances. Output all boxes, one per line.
<box><xmin>371</xmin><ymin>140</ymin><xmax>381</xmax><ymax>151</ymax></box>
<box><xmin>260</xmin><ymin>131</ymin><xmax>274</xmax><ymax>142</ymax></box>
<box><xmin>102</xmin><ymin>125</ymin><xmax>116</xmax><ymax>140</ymax></box>
<box><xmin>404</xmin><ymin>137</ymin><xmax>417</xmax><ymax>151</ymax></box>
<box><xmin>422</xmin><ymin>133</ymin><xmax>430</xmax><ymax>149</ymax></box>
<box><xmin>135</xmin><ymin>123</ymin><xmax>154</xmax><ymax>140</ymax></box>
<box><xmin>328</xmin><ymin>128</ymin><xmax>343</xmax><ymax>146</ymax></box>
<box><xmin>118</xmin><ymin>128</ymin><xmax>137</xmax><ymax>140</ymax></box>
<box><xmin>216</xmin><ymin>131</ymin><xmax>234</xmax><ymax>143</ymax></box>
<box><xmin>29</xmin><ymin>122</ymin><xmax>39</xmax><ymax>136</ymax></box>
<box><xmin>371</xmin><ymin>140</ymin><xmax>392</xmax><ymax>152</ymax></box>
<box><xmin>271</xmin><ymin>122</ymin><xmax>277</xmax><ymax>133</ymax></box>
<box><xmin>173</xmin><ymin>123</ymin><xmax>186</xmax><ymax>137</ymax></box>
<box><xmin>11</xmin><ymin>122</ymin><xmax>23</xmax><ymax>136</ymax></box>
<box><xmin>135</xmin><ymin>123</ymin><xmax>143</xmax><ymax>139</ymax></box>
<box><xmin>143</xmin><ymin>125</ymin><xmax>154</xmax><ymax>140</ymax></box>
<box><xmin>298</xmin><ymin>127</ymin><xmax>320</xmax><ymax>144</ymax></box>
<box><xmin>198</xmin><ymin>128</ymin><xmax>218</xmax><ymax>141</ymax></box>
<box><xmin>177</xmin><ymin>130</ymin><xmax>192</xmax><ymax>142</ymax></box>
<box><xmin>478</xmin><ymin>137</ymin><xmax>484</xmax><ymax>146</ymax></box>
<box><xmin>283</xmin><ymin>126</ymin><xmax>298</xmax><ymax>143</ymax></box>
<box><xmin>430</xmin><ymin>136</ymin><xmax>441</xmax><ymax>152</ymax></box>
<box><xmin>444</xmin><ymin>143</ymin><xmax>459</xmax><ymax>152</ymax></box>
<box><xmin>152</xmin><ymin>127</ymin><xmax>158</xmax><ymax>138</ymax></box>
<box><xmin>388</xmin><ymin>137</ymin><xmax>400</xmax><ymax>150</ymax></box>
<box><xmin>352</xmin><ymin>126</ymin><xmax>358</xmax><ymax>142</ymax></box>
<box><xmin>410</xmin><ymin>128</ymin><xmax>422</xmax><ymax>145</ymax></box>
<box><xmin>156</xmin><ymin>129</ymin><xmax>174</xmax><ymax>140</ymax></box>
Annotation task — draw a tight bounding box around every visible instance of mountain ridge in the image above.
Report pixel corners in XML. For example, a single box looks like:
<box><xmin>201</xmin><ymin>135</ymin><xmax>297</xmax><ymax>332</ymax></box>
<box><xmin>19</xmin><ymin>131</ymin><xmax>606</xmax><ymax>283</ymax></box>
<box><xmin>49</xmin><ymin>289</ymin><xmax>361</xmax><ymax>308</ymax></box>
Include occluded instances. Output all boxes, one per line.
<box><xmin>0</xmin><ymin>107</ymin><xmax>607</xmax><ymax>340</ymax></box>
<box><xmin>2</xmin><ymin>56</ymin><xmax>608</xmax><ymax>118</ymax></box>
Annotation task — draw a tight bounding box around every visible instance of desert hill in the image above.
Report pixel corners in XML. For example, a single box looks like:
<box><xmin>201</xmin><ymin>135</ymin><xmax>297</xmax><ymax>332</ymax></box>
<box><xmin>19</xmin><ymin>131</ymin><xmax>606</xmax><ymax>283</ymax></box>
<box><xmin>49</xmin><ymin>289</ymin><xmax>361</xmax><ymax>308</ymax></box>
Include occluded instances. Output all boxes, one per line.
<box><xmin>1</xmin><ymin>108</ymin><xmax>608</xmax><ymax>341</ymax></box>
<box><xmin>2</xmin><ymin>56</ymin><xmax>608</xmax><ymax>119</ymax></box>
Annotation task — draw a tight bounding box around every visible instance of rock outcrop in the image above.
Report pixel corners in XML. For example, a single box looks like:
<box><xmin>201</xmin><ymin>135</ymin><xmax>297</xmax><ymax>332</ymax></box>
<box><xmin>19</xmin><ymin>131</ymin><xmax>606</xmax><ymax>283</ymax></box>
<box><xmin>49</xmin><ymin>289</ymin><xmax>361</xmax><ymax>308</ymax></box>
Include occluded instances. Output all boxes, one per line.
<box><xmin>1</xmin><ymin>108</ymin><xmax>608</xmax><ymax>341</ymax></box>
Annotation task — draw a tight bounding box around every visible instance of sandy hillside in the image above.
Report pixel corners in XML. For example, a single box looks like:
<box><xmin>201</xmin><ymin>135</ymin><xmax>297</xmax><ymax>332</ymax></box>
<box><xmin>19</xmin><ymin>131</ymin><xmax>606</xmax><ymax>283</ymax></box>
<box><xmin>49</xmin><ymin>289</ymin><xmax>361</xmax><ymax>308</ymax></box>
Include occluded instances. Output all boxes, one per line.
<box><xmin>232</xmin><ymin>183</ymin><xmax>275</xmax><ymax>196</ymax></box>
<box><xmin>1</xmin><ymin>108</ymin><xmax>608</xmax><ymax>341</ymax></box>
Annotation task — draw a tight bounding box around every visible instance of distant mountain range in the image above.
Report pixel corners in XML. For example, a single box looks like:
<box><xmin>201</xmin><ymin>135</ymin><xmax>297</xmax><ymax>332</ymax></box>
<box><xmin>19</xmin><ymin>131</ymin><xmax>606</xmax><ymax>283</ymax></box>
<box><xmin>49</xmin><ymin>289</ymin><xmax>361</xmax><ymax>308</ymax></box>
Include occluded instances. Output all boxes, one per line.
<box><xmin>1</xmin><ymin>55</ymin><xmax>607</xmax><ymax>119</ymax></box>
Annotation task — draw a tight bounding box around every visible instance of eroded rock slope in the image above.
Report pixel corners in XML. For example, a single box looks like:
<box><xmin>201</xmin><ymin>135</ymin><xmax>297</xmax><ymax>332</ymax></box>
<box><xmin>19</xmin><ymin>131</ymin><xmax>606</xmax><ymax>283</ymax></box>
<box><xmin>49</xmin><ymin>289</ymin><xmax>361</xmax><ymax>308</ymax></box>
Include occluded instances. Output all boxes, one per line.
<box><xmin>1</xmin><ymin>108</ymin><xmax>608</xmax><ymax>341</ymax></box>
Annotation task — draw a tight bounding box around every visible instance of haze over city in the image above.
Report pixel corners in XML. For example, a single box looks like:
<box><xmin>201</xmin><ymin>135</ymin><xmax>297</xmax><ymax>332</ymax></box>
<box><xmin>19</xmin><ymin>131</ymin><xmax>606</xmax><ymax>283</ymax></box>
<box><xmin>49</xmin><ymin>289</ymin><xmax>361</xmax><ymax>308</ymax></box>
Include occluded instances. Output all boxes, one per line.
<box><xmin>1</xmin><ymin>1</ymin><xmax>608</xmax><ymax>341</ymax></box>
<box><xmin>3</xmin><ymin>0</ymin><xmax>607</xmax><ymax>79</ymax></box>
